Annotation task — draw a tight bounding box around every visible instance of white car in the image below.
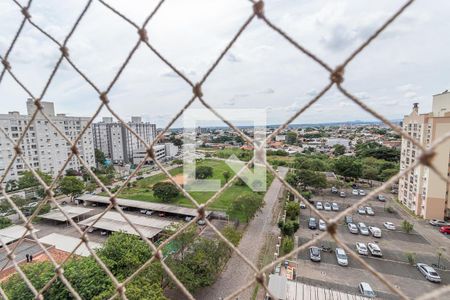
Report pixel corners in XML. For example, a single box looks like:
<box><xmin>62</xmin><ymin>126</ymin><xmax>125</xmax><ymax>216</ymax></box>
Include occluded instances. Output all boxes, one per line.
<box><xmin>429</xmin><ymin>219</ymin><xmax>448</xmax><ymax>227</ymax></box>
<box><xmin>358</xmin><ymin>207</ymin><xmax>366</xmax><ymax>215</ymax></box>
<box><xmin>417</xmin><ymin>263</ymin><xmax>441</xmax><ymax>283</ymax></box>
<box><xmin>359</xmin><ymin>282</ymin><xmax>376</xmax><ymax>298</ymax></box>
<box><xmin>352</xmin><ymin>189</ymin><xmax>359</xmax><ymax>196</ymax></box>
<box><xmin>383</xmin><ymin>222</ymin><xmax>396</xmax><ymax>230</ymax></box>
<box><xmin>377</xmin><ymin>194</ymin><xmax>386</xmax><ymax>202</ymax></box>
<box><xmin>300</xmin><ymin>202</ymin><xmax>307</xmax><ymax>209</ymax></box>
<box><xmin>359</xmin><ymin>189</ymin><xmax>366</xmax><ymax>196</ymax></box>
<box><xmin>324</xmin><ymin>202</ymin><xmax>332</xmax><ymax>211</ymax></box>
<box><xmin>369</xmin><ymin>226</ymin><xmax>382</xmax><ymax>238</ymax></box>
<box><xmin>316</xmin><ymin>202</ymin><xmax>323</xmax><ymax>210</ymax></box>
<box><xmin>145</xmin><ymin>210</ymin><xmax>154</xmax><ymax>216</ymax></box>
<box><xmin>365</xmin><ymin>207</ymin><xmax>374</xmax><ymax>216</ymax></box>
<box><xmin>358</xmin><ymin>222</ymin><xmax>369</xmax><ymax>235</ymax></box>
<box><xmin>335</xmin><ymin>247</ymin><xmax>348</xmax><ymax>266</ymax></box>
<box><xmin>348</xmin><ymin>223</ymin><xmax>359</xmax><ymax>234</ymax></box>
<box><xmin>356</xmin><ymin>242</ymin><xmax>368</xmax><ymax>255</ymax></box>
<box><xmin>140</xmin><ymin>209</ymin><xmax>147</xmax><ymax>214</ymax></box>
<box><xmin>319</xmin><ymin>219</ymin><xmax>326</xmax><ymax>231</ymax></box>
<box><xmin>331</xmin><ymin>202</ymin><xmax>339</xmax><ymax>211</ymax></box>
<box><xmin>367</xmin><ymin>243</ymin><xmax>382</xmax><ymax>257</ymax></box>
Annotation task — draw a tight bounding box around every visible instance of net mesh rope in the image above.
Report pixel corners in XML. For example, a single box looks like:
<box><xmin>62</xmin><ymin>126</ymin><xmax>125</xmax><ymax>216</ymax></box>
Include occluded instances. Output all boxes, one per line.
<box><xmin>0</xmin><ymin>0</ymin><xmax>449</xmax><ymax>299</ymax></box>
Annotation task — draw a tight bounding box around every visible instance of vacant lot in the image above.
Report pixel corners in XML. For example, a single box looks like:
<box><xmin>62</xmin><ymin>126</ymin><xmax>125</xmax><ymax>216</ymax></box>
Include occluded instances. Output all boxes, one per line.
<box><xmin>114</xmin><ymin>159</ymin><xmax>272</xmax><ymax>213</ymax></box>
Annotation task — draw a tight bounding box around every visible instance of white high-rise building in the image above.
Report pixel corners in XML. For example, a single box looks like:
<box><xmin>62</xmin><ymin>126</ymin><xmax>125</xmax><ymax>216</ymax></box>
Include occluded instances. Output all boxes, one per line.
<box><xmin>399</xmin><ymin>90</ymin><xmax>450</xmax><ymax>220</ymax></box>
<box><xmin>0</xmin><ymin>99</ymin><xmax>96</xmax><ymax>182</ymax></box>
<box><xmin>93</xmin><ymin>117</ymin><xmax>156</xmax><ymax>164</ymax></box>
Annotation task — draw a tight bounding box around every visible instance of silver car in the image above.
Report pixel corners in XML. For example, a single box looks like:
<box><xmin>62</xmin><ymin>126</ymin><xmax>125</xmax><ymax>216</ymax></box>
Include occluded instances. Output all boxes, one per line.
<box><xmin>365</xmin><ymin>207</ymin><xmax>375</xmax><ymax>216</ymax></box>
<box><xmin>369</xmin><ymin>226</ymin><xmax>381</xmax><ymax>238</ymax></box>
<box><xmin>316</xmin><ymin>202</ymin><xmax>323</xmax><ymax>210</ymax></box>
<box><xmin>309</xmin><ymin>247</ymin><xmax>321</xmax><ymax>262</ymax></box>
<box><xmin>358</xmin><ymin>207</ymin><xmax>366</xmax><ymax>215</ymax></box>
<box><xmin>358</xmin><ymin>222</ymin><xmax>369</xmax><ymax>235</ymax></box>
<box><xmin>331</xmin><ymin>202</ymin><xmax>339</xmax><ymax>211</ymax></box>
<box><xmin>319</xmin><ymin>219</ymin><xmax>326</xmax><ymax>231</ymax></box>
<box><xmin>417</xmin><ymin>263</ymin><xmax>441</xmax><ymax>283</ymax></box>
<box><xmin>368</xmin><ymin>243</ymin><xmax>382</xmax><ymax>257</ymax></box>
<box><xmin>359</xmin><ymin>282</ymin><xmax>376</xmax><ymax>298</ymax></box>
<box><xmin>335</xmin><ymin>247</ymin><xmax>348</xmax><ymax>266</ymax></box>
<box><xmin>356</xmin><ymin>242</ymin><xmax>368</xmax><ymax>255</ymax></box>
<box><xmin>348</xmin><ymin>223</ymin><xmax>359</xmax><ymax>234</ymax></box>
<box><xmin>324</xmin><ymin>202</ymin><xmax>332</xmax><ymax>211</ymax></box>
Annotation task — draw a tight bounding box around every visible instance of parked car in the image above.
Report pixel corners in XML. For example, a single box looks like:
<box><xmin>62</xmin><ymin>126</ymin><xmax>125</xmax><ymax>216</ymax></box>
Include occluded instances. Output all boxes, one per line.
<box><xmin>345</xmin><ymin>215</ymin><xmax>353</xmax><ymax>224</ymax></box>
<box><xmin>316</xmin><ymin>202</ymin><xmax>323</xmax><ymax>210</ymax></box>
<box><xmin>158</xmin><ymin>212</ymin><xmax>165</xmax><ymax>217</ymax></box>
<box><xmin>384</xmin><ymin>222</ymin><xmax>396</xmax><ymax>230</ymax></box>
<box><xmin>356</xmin><ymin>242</ymin><xmax>368</xmax><ymax>255</ymax></box>
<box><xmin>352</xmin><ymin>183</ymin><xmax>359</xmax><ymax>189</ymax></box>
<box><xmin>309</xmin><ymin>247</ymin><xmax>321</xmax><ymax>262</ymax></box>
<box><xmin>184</xmin><ymin>216</ymin><xmax>193</xmax><ymax>222</ymax></box>
<box><xmin>348</xmin><ymin>223</ymin><xmax>359</xmax><ymax>234</ymax></box>
<box><xmin>319</xmin><ymin>219</ymin><xmax>326</xmax><ymax>231</ymax></box>
<box><xmin>339</xmin><ymin>191</ymin><xmax>346</xmax><ymax>198</ymax></box>
<box><xmin>100</xmin><ymin>231</ymin><xmax>108</xmax><ymax>236</ymax></box>
<box><xmin>146</xmin><ymin>210</ymin><xmax>154</xmax><ymax>216</ymax></box>
<box><xmin>367</xmin><ymin>243</ymin><xmax>382</xmax><ymax>257</ymax></box>
<box><xmin>331</xmin><ymin>202</ymin><xmax>339</xmax><ymax>211</ymax></box>
<box><xmin>358</xmin><ymin>207</ymin><xmax>366</xmax><ymax>215</ymax></box>
<box><xmin>331</xmin><ymin>186</ymin><xmax>338</xmax><ymax>193</ymax></box>
<box><xmin>140</xmin><ymin>209</ymin><xmax>147</xmax><ymax>214</ymax></box>
<box><xmin>359</xmin><ymin>189</ymin><xmax>366</xmax><ymax>196</ymax></box>
<box><xmin>359</xmin><ymin>282</ymin><xmax>376</xmax><ymax>298</ymax></box>
<box><xmin>365</xmin><ymin>207</ymin><xmax>375</xmax><ymax>216</ymax></box>
<box><xmin>369</xmin><ymin>226</ymin><xmax>382</xmax><ymax>238</ymax></box>
<box><xmin>300</xmin><ymin>202</ymin><xmax>307</xmax><ymax>209</ymax></box>
<box><xmin>197</xmin><ymin>219</ymin><xmax>206</xmax><ymax>225</ymax></box>
<box><xmin>335</xmin><ymin>247</ymin><xmax>348</xmax><ymax>266</ymax></box>
<box><xmin>377</xmin><ymin>194</ymin><xmax>386</xmax><ymax>202</ymax></box>
<box><xmin>136</xmin><ymin>176</ymin><xmax>144</xmax><ymax>180</ymax></box>
<box><xmin>429</xmin><ymin>219</ymin><xmax>449</xmax><ymax>226</ymax></box>
<box><xmin>357</xmin><ymin>222</ymin><xmax>369</xmax><ymax>235</ymax></box>
<box><xmin>417</xmin><ymin>263</ymin><xmax>441</xmax><ymax>283</ymax></box>
<box><xmin>324</xmin><ymin>202</ymin><xmax>332</xmax><ymax>211</ymax></box>
<box><xmin>352</xmin><ymin>189</ymin><xmax>359</xmax><ymax>196</ymax></box>
<box><xmin>308</xmin><ymin>217</ymin><xmax>317</xmax><ymax>230</ymax></box>
<box><xmin>274</xmin><ymin>264</ymin><xmax>281</xmax><ymax>275</ymax></box>
<box><xmin>439</xmin><ymin>226</ymin><xmax>450</xmax><ymax>235</ymax></box>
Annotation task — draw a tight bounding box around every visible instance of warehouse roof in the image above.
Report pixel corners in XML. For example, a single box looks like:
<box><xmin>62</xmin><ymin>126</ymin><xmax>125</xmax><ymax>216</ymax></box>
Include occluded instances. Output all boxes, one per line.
<box><xmin>39</xmin><ymin>206</ymin><xmax>93</xmax><ymax>222</ymax></box>
<box><xmin>39</xmin><ymin>233</ymin><xmax>101</xmax><ymax>257</ymax></box>
<box><xmin>0</xmin><ymin>225</ymin><xmax>39</xmax><ymax>246</ymax></box>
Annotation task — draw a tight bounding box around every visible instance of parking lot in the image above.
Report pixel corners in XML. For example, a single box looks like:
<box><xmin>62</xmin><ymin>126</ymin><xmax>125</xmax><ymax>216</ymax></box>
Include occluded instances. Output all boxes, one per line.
<box><xmin>295</xmin><ymin>187</ymin><xmax>450</xmax><ymax>298</ymax></box>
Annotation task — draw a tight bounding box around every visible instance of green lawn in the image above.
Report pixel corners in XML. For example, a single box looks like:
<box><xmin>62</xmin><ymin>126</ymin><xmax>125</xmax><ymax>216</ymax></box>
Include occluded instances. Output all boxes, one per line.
<box><xmin>112</xmin><ymin>159</ymin><xmax>273</xmax><ymax>212</ymax></box>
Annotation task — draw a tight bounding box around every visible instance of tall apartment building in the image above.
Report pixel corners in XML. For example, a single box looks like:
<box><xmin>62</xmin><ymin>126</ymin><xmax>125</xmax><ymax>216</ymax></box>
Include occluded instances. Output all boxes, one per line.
<box><xmin>0</xmin><ymin>100</ymin><xmax>95</xmax><ymax>182</ymax></box>
<box><xmin>93</xmin><ymin>117</ymin><xmax>156</xmax><ymax>164</ymax></box>
<box><xmin>399</xmin><ymin>90</ymin><xmax>450</xmax><ymax>220</ymax></box>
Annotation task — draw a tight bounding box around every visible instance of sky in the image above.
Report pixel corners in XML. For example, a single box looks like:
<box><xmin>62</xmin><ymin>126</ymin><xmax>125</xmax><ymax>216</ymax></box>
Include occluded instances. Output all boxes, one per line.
<box><xmin>0</xmin><ymin>0</ymin><xmax>449</xmax><ymax>128</ymax></box>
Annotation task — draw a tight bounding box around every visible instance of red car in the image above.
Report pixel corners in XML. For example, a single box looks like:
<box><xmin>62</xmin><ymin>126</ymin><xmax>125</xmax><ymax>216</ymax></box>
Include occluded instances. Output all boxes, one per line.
<box><xmin>439</xmin><ymin>226</ymin><xmax>450</xmax><ymax>235</ymax></box>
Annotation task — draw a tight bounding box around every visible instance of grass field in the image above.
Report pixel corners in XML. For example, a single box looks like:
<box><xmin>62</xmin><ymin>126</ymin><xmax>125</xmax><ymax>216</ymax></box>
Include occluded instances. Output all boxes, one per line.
<box><xmin>113</xmin><ymin>159</ymin><xmax>273</xmax><ymax>212</ymax></box>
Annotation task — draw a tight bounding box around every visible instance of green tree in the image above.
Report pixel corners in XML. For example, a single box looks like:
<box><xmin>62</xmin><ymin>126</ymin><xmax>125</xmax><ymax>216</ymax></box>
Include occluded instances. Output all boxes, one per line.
<box><xmin>227</xmin><ymin>194</ymin><xmax>262</xmax><ymax>222</ymax></box>
<box><xmin>221</xmin><ymin>225</ymin><xmax>242</xmax><ymax>246</ymax></box>
<box><xmin>282</xmin><ymin>236</ymin><xmax>294</xmax><ymax>254</ymax></box>
<box><xmin>195</xmin><ymin>165</ymin><xmax>213</xmax><ymax>179</ymax></box>
<box><xmin>17</xmin><ymin>170</ymin><xmax>52</xmax><ymax>197</ymax></box>
<box><xmin>285</xmin><ymin>201</ymin><xmax>300</xmax><ymax>220</ymax></box>
<box><xmin>333</xmin><ymin>144</ymin><xmax>346</xmax><ymax>156</ymax></box>
<box><xmin>95</xmin><ymin>148</ymin><xmax>106</xmax><ymax>166</ymax></box>
<box><xmin>406</xmin><ymin>252</ymin><xmax>416</xmax><ymax>265</ymax></box>
<box><xmin>401</xmin><ymin>220</ymin><xmax>414</xmax><ymax>234</ymax></box>
<box><xmin>153</xmin><ymin>182</ymin><xmax>180</xmax><ymax>202</ymax></box>
<box><xmin>333</xmin><ymin>156</ymin><xmax>362</xmax><ymax>179</ymax></box>
<box><xmin>222</xmin><ymin>171</ymin><xmax>231</xmax><ymax>183</ymax></box>
<box><xmin>97</xmin><ymin>174</ymin><xmax>112</xmax><ymax>186</ymax></box>
<box><xmin>356</xmin><ymin>142</ymin><xmax>400</xmax><ymax>162</ymax></box>
<box><xmin>0</xmin><ymin>216</ymin><xmax>12</xmax><ymax>229</ymax></box>
<box><xmin>59</xmin><ymin>176</ymin><xmax>85</xmax><ymax>200</ymax></box>
<box><xmin>379</xmin><ymin>168</ymin><xmax>399</xmax><ymax>181</ymax></box>
<box><xmin>286</xmin><ymin>131</ymin><xmax>298</xmax><ymax>145</ymax></box>
<box><xmin>5</xmin><ymin>179</ymin><xmax>18</xmax><ymax>192</ymax></box>
<box><xmin>296</xmin><ymin>169</ymin><xmax>327</xmax><ymax>190</ymax></box>
<box><xmin>65</xmin><ymin>168</ymin><xmax>79</xmax><ymax>176</ymax></box>
<box><xmin>85</xmin><ymin>182</ymin><xmax>97</xmax><ymax>193</ymax></box>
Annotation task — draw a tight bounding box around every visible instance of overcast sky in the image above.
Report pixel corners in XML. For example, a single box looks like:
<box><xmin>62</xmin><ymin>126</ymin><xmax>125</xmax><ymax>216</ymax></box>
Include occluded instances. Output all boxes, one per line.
<box><xmin>0</xmin><ymin>0</ymin><xmax>449</xmax><ymax>127</ymax></box>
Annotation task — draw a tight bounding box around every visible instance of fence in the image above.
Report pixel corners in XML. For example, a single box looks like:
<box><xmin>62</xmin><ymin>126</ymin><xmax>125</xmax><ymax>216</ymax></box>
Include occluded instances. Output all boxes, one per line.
<box><xmin>1</xmin><ymin>0</ymin><xmax>449</xmax><ymax>299</ymax></box>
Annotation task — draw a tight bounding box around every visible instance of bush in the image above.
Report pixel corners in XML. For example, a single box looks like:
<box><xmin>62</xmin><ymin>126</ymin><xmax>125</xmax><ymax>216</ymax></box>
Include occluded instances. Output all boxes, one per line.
<box><xmin>195</xmin><ymin>166</ymin><xmax>213</xmax><ymax>179</ymax></box>
<box><xmin>279</xmin><ymin>220</ymin><xmax>299</xmax><ymax>236</ymax></box>
<box><xmin>385</xmin><ymin>206</ymin><xmax>395</xmax><ymax>213</ymax></box>
<box><xmin>401</xmin><ymin>220</ymin><xmax>414</xmax><ymax>234</ymax></box>
<box><xmin>152</xmin><ymin>182</ymin><xmax>179</xmax><ymax>202</ymax></box>
<box><xmin>282</xmin><ymin>236</ymin><xmax>294</xmax><ymax>254</ymax></box>
<box><xmin>0</xmin><ymin>217</ymin><xmax>12</xmax><ymax>229</ymax></box>
<box><xmin>406</xmin><ymin>252</ymin><xmax>416</xmax><ymax>265</ymax></box>
<box><xmin>221</xmin><ymin>225</ymin><xmax>242</xmax><ymax>247</ymax></box>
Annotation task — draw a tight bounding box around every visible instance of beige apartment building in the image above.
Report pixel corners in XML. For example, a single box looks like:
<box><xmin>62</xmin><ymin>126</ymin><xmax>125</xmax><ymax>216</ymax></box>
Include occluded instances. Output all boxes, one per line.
<box><xmin>399</xmin><ymin>90</ymin><xmax>450</xmax><ymax>220</ymax></box>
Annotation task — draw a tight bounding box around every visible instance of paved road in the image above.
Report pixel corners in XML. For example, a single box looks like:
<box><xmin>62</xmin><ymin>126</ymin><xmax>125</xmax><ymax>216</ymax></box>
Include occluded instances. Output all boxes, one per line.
<box><xmin>195</xmin><ymin>167</ymin><xmax>288</xmax><ymax>300</ymax></box>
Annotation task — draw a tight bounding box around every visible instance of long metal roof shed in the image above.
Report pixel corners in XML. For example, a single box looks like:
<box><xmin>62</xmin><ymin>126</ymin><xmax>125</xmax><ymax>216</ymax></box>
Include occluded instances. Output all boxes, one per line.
<box><xmin>0</xmin><ymin>225</ymin><xmax>39</xmax><ymax>246</ymax></box>
<box><xmin>78</xmin><ymin>211</ymin><xmax>177</xmax><ymax>239</ymax></box>
<box><xmin>76</xmin><ymin>194</ymin><xmax>207</xmax><ymax>218</ymax></box>
<box><xmin>39</xmin><ymin>233</ymin><xmax>102</xmax><ymax>257</ymax></box>
<box><xmin>39</xmin><ymin>206</ymin><xmax>93</xmax><ymax>222</ymax></box>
